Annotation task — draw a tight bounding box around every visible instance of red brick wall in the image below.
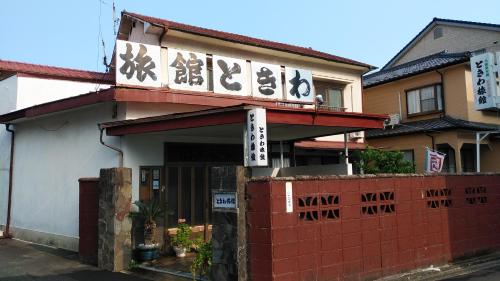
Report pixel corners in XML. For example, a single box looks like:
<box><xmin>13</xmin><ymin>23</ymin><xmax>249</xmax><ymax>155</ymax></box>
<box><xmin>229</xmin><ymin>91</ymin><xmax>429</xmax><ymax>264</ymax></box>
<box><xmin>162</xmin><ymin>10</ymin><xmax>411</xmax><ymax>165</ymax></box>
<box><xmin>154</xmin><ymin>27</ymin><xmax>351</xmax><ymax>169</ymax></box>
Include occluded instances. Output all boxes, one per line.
<box><xmin>246</xmin><ymin>174</ymin><xmax>500</xmax><ymax>281</ymax></box>
<box><xmin>79</xmin><ymin>177</ymin><xmax>99</xmax><ymax>265</ymax></box>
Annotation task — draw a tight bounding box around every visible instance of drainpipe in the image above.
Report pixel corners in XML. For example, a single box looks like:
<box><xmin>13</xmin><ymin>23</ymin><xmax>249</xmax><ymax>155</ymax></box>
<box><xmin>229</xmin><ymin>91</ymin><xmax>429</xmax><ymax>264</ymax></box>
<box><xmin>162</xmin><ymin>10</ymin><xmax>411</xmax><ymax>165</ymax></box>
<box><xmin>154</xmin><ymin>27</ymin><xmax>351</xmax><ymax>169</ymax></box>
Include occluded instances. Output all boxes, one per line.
<box><xmin>99</xmin><ymin>127</ymin><xmax>123</xmax><ymax>167</ymax></box>
<box><xmin>4</xmin><ymin>124</ymin><xmax>15</xmax><ymax>238</ymax></box>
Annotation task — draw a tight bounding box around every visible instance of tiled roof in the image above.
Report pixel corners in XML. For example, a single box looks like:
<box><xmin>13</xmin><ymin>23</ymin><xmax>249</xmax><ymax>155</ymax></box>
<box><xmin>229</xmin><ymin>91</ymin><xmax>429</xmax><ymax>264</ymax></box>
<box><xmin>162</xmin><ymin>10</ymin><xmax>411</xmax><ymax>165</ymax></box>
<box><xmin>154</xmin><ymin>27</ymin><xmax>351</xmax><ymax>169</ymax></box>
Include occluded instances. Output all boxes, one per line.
<box><xmin>365</xmin><ymin>116</ymin><xmax>500</xmax><ymax>139</ymax></box>
<box><xmin>363</xmin><ymin>52</ymin><xmax>470</xmax><ymax>88</ymax></box>
<box><xmin>0</xmin><ymin>59</ymin><xmax>114</xmax><ymax>84</ymax></box>
<box><xmin>122</xmin><ymin>11</ymin><xmax>373</xmax><ymax>69</ymax></box>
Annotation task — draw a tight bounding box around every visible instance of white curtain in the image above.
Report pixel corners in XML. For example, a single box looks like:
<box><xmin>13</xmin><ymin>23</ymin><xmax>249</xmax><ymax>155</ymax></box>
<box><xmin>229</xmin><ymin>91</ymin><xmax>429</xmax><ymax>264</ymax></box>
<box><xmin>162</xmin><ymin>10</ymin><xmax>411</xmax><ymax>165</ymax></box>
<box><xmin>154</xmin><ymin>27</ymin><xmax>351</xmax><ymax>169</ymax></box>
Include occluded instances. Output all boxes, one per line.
<box><xmin>407</xmin><ymin>90</ymin><xmax>420</xmax><ymax>114</ymax></box>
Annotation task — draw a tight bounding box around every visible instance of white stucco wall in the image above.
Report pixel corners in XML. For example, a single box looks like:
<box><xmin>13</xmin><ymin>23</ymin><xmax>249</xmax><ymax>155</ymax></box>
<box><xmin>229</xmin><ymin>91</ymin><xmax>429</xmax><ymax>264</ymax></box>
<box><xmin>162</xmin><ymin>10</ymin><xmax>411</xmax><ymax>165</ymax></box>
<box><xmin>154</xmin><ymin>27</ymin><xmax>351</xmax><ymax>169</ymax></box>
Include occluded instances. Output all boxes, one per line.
<box><xmin>0</xmin><ymin>76</ymin><xmax>17</xmax><ymax>227</ymax></box>
<box><xmin>16</xmin><ymin>76</ymin><xmax>111</xmax><ymax>110</ymax></box>
<box><xmin>0</xmin><ymin>75</ymin><xmax>18</xmax><ymax>114</ymax></box>
<box><xmin>0</xmin><ymin>129</ymin><xmax>10</xmax><ymax>227</ymax></box>
<box><xmin>9</xmin><ymin>104</ymin><xmax>120</xmax><ymax>248</ymax></box>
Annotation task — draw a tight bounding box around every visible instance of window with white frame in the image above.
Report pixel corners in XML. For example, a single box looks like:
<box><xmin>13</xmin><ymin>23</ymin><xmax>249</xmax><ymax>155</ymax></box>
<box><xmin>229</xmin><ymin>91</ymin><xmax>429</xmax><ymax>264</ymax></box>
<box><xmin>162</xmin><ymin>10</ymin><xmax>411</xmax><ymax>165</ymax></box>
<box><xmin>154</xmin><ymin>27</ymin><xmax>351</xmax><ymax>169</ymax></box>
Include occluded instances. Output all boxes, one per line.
<box><xmin>406</xmin><ymin>84</ymin><xmax>443</xmax><ymax>115</ymax></box>
<box><xmin>314</xmin><ymin>82</ymin><xmax>345</xmax><ymax>111</ymax></box>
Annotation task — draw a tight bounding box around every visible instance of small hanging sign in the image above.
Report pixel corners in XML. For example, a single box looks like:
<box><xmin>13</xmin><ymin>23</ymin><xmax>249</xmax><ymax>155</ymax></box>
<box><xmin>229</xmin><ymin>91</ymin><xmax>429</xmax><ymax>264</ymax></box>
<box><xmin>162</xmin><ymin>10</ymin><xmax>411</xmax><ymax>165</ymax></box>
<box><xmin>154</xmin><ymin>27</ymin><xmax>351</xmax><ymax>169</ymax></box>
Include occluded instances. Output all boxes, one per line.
<box><xmin>212</xmin><ymin>191</ymin><xmax>237</xmax><ymax>212</ymax></box>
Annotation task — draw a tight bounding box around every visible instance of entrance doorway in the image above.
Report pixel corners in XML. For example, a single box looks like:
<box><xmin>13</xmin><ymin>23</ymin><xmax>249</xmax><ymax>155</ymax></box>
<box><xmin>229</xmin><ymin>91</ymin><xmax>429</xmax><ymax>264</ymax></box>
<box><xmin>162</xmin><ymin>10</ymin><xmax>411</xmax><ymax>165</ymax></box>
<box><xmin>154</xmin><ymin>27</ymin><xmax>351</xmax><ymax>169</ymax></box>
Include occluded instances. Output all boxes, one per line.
<box><xmin>165</xmin><ymin>166</ymin><xmax>211</xmax><ymax>229</ymax></box>
<box><xmin>163</xmin><ymin>142</ymin><xmax>244</xmax><ymax>239</ymax></box>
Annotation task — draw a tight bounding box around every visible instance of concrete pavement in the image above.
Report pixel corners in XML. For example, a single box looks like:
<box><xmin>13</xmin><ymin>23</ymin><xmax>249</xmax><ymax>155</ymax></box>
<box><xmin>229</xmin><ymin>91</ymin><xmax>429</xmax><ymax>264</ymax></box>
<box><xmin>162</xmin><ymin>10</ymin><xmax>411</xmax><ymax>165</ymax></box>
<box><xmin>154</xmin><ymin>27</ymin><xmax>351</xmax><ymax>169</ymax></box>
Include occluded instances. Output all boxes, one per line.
<box><xmin>0</xmin><ymin>238</ymin><xmax>185</xmax><ymax>281</ymax></box>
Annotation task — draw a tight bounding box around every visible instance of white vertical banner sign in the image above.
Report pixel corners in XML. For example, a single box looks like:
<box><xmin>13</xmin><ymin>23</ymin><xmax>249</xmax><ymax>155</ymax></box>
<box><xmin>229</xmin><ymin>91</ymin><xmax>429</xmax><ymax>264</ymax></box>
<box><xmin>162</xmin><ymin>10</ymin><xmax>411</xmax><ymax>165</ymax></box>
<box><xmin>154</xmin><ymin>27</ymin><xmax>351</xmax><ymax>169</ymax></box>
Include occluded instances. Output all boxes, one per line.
<box><xmin>470</xmin><ymin>53</ymin><xmax>498</xmax><ymax>110</ymax></box>
<box><xmin>251</xmin><ymin>62</ymin><xmax>283</xmax><ymax>100</ymax></box>
<box><xmin>212</xmin><ymin>55</ymin><xmax>249</xmax><ymax>96</ymax></box>
<box><xmin>115</xmin><ymin>40</ymin><xmax>162</xmax><ymax>88</ymax></box>
<box><xmin>285</xmin><ymin>67</ymin><xmax>314</xmax><ymax>102</ymax></box>
<box><xmin>285</xmin><ymin>182</ymin><xmax>293</xmax><ymax>213</ymax></box>
<box><xmin>246</xmin><ymin>108</ymin><xmax>268</xmax><ymax>167</ymax></box>
<box><xmin>167</xmin><ymin>48</ymin><xmax>208</xmax><ymax>92</ymax></box>
<box><xmin>425</xmin><ymin>148</ymin><xmax>446</xmax><ymax>173</ymax></box>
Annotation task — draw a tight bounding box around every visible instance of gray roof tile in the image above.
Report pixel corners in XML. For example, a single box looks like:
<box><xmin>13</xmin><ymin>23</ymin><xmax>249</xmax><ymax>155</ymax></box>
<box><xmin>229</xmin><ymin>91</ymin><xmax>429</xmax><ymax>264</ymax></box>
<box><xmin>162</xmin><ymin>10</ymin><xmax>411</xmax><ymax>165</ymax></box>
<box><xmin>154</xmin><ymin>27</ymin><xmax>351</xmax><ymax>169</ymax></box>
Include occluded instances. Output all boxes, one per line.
<box><xmin>363</xmin><ymin>52</ymin><xmax>470</xmax><ymax>88</ymax></box>
<box><xmin>366</xmin><ymin>116</ymin><xmax>499</xmax><ymax>139</ymax></box>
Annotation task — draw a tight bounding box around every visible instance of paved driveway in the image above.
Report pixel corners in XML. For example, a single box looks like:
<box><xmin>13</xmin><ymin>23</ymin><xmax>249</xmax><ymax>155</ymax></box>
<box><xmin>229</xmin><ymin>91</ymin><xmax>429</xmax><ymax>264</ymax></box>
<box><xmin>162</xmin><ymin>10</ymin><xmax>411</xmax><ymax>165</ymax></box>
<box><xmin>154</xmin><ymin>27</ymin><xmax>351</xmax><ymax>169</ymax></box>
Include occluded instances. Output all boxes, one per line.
<box><xmin>0</xmin><ymin>239</ymin><xmax>185</xmax><ymax>281</ymax></box>
<box><xmin>441</xmin><ymin>265</ymin><xmax>500</xmax><ymax>281</ymax></box>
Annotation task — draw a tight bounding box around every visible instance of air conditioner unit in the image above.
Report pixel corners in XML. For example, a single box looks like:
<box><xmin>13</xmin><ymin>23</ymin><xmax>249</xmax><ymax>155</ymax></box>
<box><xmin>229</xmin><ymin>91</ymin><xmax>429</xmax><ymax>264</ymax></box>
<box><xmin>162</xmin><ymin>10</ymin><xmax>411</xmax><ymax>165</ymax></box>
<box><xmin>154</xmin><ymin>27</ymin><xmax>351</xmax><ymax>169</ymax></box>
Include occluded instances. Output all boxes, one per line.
<box><xmin>384</xmin><ymin>113</ymin><xmax>401</xmax><ymax>128</ymax></box>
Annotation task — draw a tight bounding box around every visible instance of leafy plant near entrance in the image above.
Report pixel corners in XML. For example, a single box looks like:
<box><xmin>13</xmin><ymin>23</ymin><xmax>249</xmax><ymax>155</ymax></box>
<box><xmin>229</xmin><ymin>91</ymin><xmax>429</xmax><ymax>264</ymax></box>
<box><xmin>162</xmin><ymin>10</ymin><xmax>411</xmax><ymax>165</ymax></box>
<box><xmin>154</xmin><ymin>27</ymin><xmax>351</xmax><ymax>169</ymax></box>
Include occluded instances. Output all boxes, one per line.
<box><xmin>354</xmin><ymin>147</ymin><xmax>415</xmax><ymax>174</ymax></box>
<box><xmin>131</xmin><ymin>199</ymin><xmax>164</xmax><ymax>245</ymax></box>
<box><xmin>171</xmin><ymin>221</ymin><xmax>193</xmax><ymax>257</ymax></box>
<box><xmin>191</xmin><ymin>240</ymin><xmax>212</xmax><ymax>280</ymax></box>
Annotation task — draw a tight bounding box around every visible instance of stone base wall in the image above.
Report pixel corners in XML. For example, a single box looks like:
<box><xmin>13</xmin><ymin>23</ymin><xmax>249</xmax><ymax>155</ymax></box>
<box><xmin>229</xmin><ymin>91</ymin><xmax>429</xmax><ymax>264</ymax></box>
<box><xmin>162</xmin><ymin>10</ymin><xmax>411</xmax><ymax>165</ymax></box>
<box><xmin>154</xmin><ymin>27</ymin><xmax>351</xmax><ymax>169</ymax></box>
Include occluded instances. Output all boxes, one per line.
<box><xmin>210</xmin><ymin>166</ymin><xmax>247</xmax><ymax>281</ymax></box>
<box><xmin>98</xmin><ymin>168</ymin><xmax>132</xmax><ymax>272</ymax></box>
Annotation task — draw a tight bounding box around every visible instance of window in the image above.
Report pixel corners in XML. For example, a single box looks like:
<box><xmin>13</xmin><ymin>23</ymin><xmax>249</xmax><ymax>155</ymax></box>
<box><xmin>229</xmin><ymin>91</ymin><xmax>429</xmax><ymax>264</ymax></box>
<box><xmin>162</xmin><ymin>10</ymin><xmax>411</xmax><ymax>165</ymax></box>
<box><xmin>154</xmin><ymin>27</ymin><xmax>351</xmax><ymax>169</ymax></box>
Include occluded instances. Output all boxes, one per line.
<box><xmin>400</xmin><ymin>150</ymin><xmax>414</xmax><ymax>164</ymax></box>
<box><xmin>406</xmin><ymin>84</ymin><xmax>443</xmax><ymax>115</ymax></box>
<box><xmin>315</xmin><ymin>82</ymin><xmax>345</xmax><ymax>110</ymax></box>
<box><xmin>433</xmin><ymin>27</ymin><xmax>443</xmax><ymax>39</ymax></box>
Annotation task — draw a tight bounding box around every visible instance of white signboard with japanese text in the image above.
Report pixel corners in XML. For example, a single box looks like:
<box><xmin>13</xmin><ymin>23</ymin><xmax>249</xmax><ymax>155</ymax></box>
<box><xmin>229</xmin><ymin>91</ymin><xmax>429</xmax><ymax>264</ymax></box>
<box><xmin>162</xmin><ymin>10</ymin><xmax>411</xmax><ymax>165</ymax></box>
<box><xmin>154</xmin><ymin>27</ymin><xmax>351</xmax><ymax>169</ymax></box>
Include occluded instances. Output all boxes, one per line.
<box><xmin>251</xmin><ymin>62</ymin><xmax>283</xmax><ymax>100</ymax></box>
<box><xmin>285</xmin><ymin>182</ymin><xmax>293</xmax><ymax>213</ymax></box>
<box><xmin>470</xmin><ymin>53</ymin><xmax>498</xmax><ymax>110</ymax></box>
<box><xmin>285</xmin><ymin>67</ymin><xmax>314</xmax><ymax>102</ymax></box>
<box><xmin>116</xmin><ymin>40</ymin><xmax>162</xmax><ymax>88</ymax></box>
<box><xmin>212</xmin><ymin>191</ymin><xmax>237</xmax><ymax>212</ymax></box>
<box><xmin>212</xmin><ymin>55</ymin><xmax>249</xmax><ymax>96</ymax></box>
<box><xmin>168</xmin><ymin>48</ymin><xmax>208</xmax><ymax>92</ymax></box>
<box><xmin>246</xmin><ymin>108</ymin><xmax>268</xmax><ymax>167</ymax></box>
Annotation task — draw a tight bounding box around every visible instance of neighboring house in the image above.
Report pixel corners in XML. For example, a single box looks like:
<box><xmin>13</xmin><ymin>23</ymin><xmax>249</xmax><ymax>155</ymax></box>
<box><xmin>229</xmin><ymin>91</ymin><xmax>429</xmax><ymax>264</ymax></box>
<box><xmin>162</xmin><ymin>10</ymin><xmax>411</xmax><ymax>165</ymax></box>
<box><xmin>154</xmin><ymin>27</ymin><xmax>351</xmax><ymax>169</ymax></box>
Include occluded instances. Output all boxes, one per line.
<box><xmin>0</xmin><ymin>61</ymin><xmax>113</xmax><ymax>240</ymax></box>
<box><xmin>364</xmin><ymin>18</ymin><xmax>500</xmax><ymax>173</ymax></box>
<box><xmin>0</xmin><ymin>11</ymin><xmax>385</xmax><ymax>250</ymax></box>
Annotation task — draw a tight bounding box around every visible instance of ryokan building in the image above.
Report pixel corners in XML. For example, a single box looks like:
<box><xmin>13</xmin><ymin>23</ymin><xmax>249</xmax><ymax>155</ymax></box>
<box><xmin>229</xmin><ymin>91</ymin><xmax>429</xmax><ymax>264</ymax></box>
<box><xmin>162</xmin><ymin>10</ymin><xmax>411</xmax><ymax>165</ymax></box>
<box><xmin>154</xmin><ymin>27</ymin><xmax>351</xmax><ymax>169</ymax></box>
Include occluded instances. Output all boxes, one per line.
<box><xmin>0</xmin><ymin>11</ymin><xmax>385</xmax><ymax>251</ymax></box>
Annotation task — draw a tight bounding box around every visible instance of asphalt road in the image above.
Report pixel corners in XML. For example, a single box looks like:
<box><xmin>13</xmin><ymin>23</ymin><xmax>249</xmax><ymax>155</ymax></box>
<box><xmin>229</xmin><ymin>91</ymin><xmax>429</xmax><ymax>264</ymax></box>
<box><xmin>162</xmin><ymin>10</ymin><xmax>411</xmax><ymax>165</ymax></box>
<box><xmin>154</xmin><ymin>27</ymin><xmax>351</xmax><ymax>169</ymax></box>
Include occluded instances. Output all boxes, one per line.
<box><xmin>441</xmin><ymin>265</ymin><xmax>500</xmax><ymax>281</ymax></box>
<box><xmin>0</xmin><ymin>238</ymin><xmax>185</xmax><ymax>281</ymax></box>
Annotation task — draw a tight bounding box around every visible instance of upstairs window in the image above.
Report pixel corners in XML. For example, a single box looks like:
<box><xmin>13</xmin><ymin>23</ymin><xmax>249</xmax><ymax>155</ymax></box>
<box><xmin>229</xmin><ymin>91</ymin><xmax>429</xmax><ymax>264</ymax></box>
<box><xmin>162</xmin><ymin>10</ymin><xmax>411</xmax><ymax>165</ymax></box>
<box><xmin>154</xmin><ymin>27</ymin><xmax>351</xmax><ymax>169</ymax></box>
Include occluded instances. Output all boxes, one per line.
<box><xmin>406</xmin><ymin>84</ymin><xmax>443</xmax><ymax>115</ymax></box>
<box><xmin>315</xmin><ymin>82</ymin><xmax>345</xmax><ymax>111</ymax></box>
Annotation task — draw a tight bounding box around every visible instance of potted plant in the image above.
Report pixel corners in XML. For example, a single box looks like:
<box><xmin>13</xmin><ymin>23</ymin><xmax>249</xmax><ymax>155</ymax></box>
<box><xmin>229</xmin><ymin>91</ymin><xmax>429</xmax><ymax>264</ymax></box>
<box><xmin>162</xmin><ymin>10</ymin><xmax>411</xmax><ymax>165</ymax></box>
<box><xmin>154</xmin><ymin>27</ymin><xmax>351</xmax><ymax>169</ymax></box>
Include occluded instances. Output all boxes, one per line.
<box><xmin>171</xmin><ymin>220</ymin><xmax>192</xmax><ymax>257</ymax></box>
<box><xmin>130</xmin><ymin>199</ymin><xmax>164</xmax><ymax>261</ymax></box>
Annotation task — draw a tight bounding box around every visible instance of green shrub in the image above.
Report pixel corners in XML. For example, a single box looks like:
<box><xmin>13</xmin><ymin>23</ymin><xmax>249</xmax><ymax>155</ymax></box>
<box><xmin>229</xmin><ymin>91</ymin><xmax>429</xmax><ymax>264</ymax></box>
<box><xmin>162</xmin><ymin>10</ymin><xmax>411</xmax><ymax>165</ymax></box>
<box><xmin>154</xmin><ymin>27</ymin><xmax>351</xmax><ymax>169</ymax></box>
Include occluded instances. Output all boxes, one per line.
<box><xmin>354</xmin><ymin>147</ymin><xmax>415</xmax><ymax>174</ymax></box>
<box><xmin>191</xmin><ymin>240</ymin><xmax>212</xmax><ymax>280</ymax></box>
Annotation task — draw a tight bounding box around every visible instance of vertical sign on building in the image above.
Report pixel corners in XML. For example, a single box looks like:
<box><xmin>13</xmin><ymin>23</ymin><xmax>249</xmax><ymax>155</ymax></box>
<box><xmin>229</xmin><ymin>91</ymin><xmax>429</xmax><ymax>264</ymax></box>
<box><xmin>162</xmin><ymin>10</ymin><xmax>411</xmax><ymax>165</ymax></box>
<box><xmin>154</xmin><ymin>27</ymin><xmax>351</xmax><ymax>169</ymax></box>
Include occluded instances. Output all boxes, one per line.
<box><xmin>251</xmin><ymin>62</ymin><xmax>283</xmax><ymax>99</ymax></box>
<box><xmin>213</xmin><ymin>55</ymin><xmax>249</xmax><ymax>96</ymax></box>
<box><xmin>168</xmin><ymin>48</ymin><xmax>208</xmax><ymax>92</ymax></box>
<box><xmin>115</xmin><ymin>40</ymin><xmax>162</xmax><ymax>88</ymax></box>
<box><xmin>285</xmin><ymin>182</ymin><xmax>293</xmax><ymax>213</ymax></box>
<box><xmin>285</xmin><ymin>67</ymin><xmax>314</xmax><ymax>103</ymax></box>
<box><xmin>470</xmin><ymin>53</ymin><xmax>498</xmax><ymax>110</ymax></box>
<box><xmin>246</xmin><ymin>108</ymin><xmax>268</xmax><ymax>167</ymax></box>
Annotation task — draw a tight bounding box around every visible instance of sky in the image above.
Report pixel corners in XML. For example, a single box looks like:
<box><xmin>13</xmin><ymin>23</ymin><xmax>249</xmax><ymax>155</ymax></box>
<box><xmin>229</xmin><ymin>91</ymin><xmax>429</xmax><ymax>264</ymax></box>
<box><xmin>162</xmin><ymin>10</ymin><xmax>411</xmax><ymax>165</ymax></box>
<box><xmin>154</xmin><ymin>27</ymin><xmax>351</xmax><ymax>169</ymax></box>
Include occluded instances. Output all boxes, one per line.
<box><xmin>1</xmin><ymin>0</ymin><xmax>499</xmax><ymax>73</ymax></box>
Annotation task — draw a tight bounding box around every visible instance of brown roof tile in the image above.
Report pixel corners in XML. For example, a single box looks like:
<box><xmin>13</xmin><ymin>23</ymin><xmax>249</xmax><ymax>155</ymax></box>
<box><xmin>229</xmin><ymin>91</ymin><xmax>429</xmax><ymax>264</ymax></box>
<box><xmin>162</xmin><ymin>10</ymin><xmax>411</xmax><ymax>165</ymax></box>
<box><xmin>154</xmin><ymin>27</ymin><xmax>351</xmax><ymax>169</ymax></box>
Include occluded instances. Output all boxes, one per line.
<box><xmin>123</xmin><ymin>11</ymin><xmax>373</xmax><ymax>69</ymax></box>
<box><xmin>0</xmin><ymin>59</ymin><xmax>114</xmax><ymax>84</ymax></box>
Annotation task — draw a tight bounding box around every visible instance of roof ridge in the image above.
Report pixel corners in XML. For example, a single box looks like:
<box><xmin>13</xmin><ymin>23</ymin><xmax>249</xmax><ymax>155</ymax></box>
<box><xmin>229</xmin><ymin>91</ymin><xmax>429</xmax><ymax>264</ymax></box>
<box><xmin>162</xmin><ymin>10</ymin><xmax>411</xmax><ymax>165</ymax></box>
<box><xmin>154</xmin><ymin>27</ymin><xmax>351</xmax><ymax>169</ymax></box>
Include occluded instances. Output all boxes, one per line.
<box><xmin>433</xmin><ymin>17</ymin><xmax>500</xmax><ymax>29</ymax></box>
<box><xmin>0</xmin><ymin>59</ymin><xmax>108</xmax><ymax>76</ymax></box>
<box><xmin>381</xmin><ymin>17</ymin><xmax>500</xmax><ymax>70</ymax></box>
<box><xmin>122</xmin><ymin>11</ymin><xmax>373</xmax><ymax>69</ymax></box>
